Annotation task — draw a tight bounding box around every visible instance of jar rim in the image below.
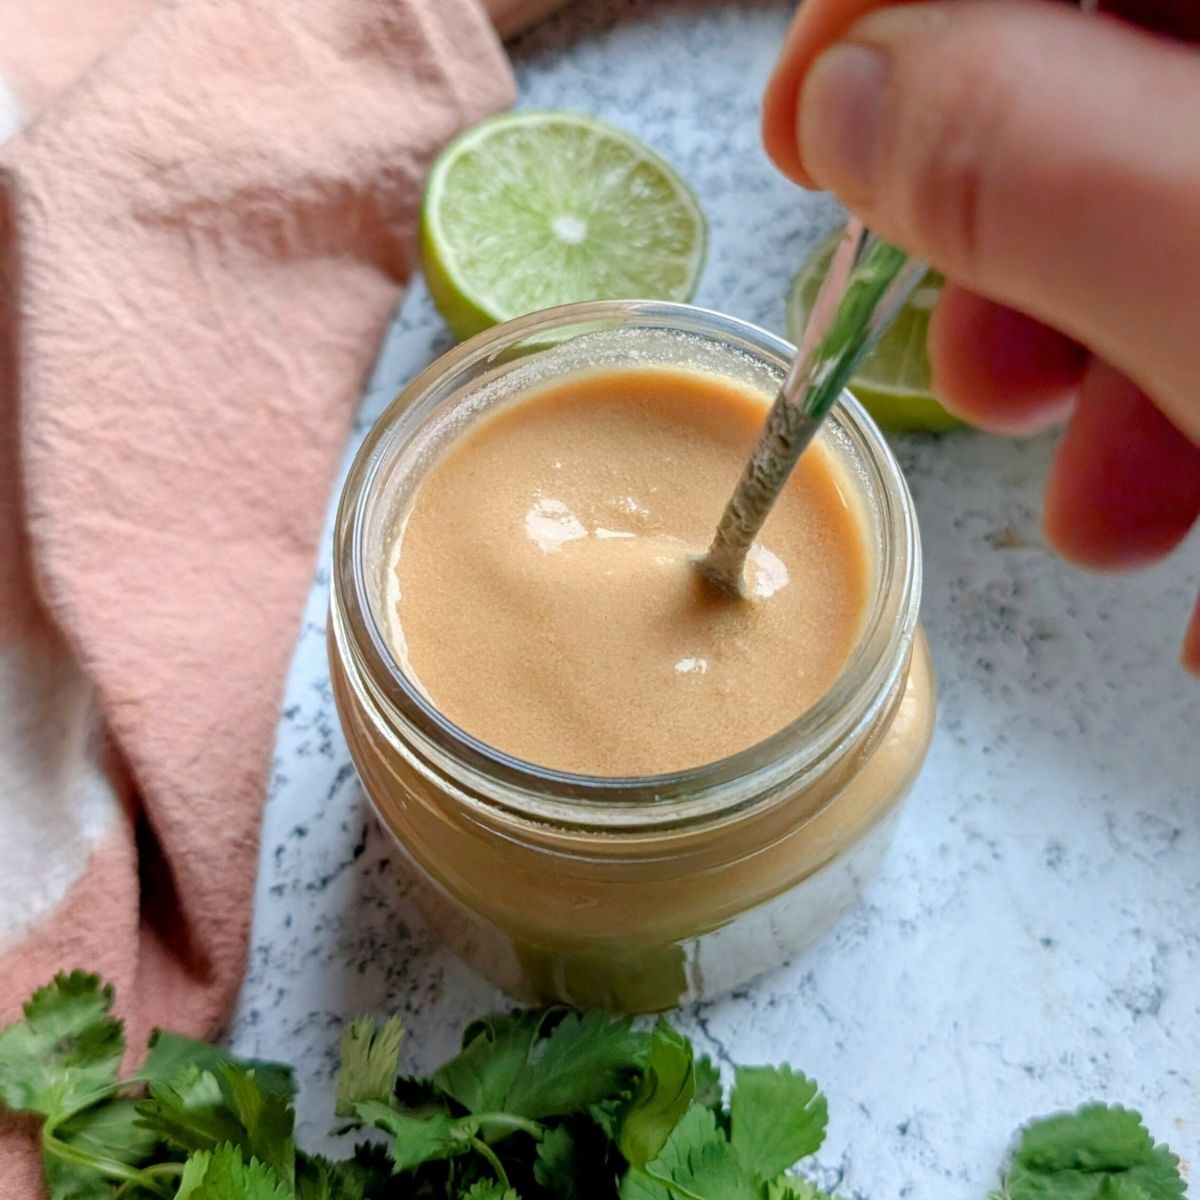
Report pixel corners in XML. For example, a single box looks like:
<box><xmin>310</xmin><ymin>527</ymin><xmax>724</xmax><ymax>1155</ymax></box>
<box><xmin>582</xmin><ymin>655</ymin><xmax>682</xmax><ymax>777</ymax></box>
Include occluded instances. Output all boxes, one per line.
<box><xmin>332</xmin><ymin>299</ymin><xmax>922</xmax><ymax>833</ymax></box>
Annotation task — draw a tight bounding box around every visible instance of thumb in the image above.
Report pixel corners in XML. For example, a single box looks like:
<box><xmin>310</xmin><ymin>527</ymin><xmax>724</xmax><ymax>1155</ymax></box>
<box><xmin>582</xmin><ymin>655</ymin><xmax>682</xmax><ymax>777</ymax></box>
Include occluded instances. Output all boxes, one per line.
<box><xmin>790</xmin><ymin>0</ymin><xmax>1200</xmax><ymax>441</ymax></box>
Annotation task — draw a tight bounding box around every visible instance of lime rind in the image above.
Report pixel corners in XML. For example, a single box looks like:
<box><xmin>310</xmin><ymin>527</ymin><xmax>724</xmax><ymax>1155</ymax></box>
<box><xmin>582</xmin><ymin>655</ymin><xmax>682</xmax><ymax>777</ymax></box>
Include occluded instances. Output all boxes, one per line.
<box><xmin>786</xmin><ymin>231</ymin><xmax>961</xmax><ymax>433</ymax></box>
<box><xmin>422</xmin><ymin>112</ymin><xmax>707</xmax><ymax>341</ymax></box>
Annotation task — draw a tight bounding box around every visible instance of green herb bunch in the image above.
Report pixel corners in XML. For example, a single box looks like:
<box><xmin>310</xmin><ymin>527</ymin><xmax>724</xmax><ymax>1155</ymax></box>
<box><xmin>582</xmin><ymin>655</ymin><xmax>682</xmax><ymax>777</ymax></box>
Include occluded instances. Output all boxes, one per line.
<box><xmin>0</xmin><ymin>972</ymin><xmax>1186</xmax><ymax>1200</ymax></box>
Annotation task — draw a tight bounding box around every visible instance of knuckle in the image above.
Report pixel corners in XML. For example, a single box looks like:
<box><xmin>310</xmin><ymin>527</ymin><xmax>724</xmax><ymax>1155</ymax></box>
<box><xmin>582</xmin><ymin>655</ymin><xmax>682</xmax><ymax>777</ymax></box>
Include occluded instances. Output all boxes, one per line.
<box><xmin>886</xmin><ymin>38</ymin><xmax>1018</xmax><ymax>276</ymax></box>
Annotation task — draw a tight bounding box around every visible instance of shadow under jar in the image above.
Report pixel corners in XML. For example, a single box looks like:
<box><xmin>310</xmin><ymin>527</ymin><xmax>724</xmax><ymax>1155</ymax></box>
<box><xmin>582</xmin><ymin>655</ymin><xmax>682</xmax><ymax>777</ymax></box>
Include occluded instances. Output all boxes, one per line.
<box><xmin>329</xmin><ymin>300</ymin><xmax>935</xmax><ymax>1012</ymax></box>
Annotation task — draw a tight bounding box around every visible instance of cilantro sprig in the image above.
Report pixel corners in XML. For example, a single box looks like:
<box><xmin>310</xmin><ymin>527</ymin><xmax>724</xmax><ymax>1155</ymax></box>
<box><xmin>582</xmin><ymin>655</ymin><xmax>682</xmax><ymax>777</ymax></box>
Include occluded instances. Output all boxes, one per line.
<box><xmin>0</xmin><ymin>972</ymin><xmax>1186</xmax><ymax>1200</ymax></box>
<box><xmin>996</xmin><ymin>1105</ymin><xmax>1187</xmax><ymax>1200</ymax></box>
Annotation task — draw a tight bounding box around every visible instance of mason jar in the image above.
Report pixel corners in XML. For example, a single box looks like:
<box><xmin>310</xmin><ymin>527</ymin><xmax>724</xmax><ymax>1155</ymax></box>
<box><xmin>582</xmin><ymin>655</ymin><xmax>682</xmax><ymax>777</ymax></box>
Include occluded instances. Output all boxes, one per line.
<box><xmin>328</xmin><ymin>300</ymin><xmax>936</xmax><ymax>1012</ymax></box>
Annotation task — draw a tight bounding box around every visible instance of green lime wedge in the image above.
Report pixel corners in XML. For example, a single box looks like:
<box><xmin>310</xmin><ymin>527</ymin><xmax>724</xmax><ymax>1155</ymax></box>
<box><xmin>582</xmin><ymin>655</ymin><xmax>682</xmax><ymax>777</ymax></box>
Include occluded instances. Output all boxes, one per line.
<box><xmin>421</xmin><ymin>112</ymin><xmax>706</xmax><ymax>341</ymax></box>
<box><xmin>786</xmin><ymin>232</ymin><xmax>961</xmax><ymax>432</ymax></box>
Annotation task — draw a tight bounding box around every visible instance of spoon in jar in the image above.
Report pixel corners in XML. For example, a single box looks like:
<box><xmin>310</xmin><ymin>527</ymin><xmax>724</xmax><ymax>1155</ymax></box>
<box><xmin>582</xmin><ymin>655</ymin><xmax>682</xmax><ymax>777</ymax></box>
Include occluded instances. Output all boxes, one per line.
<box><xmin>696</xmin><ymin>220</ymin><xmax>928</xmax><ymax>596</ymax></box>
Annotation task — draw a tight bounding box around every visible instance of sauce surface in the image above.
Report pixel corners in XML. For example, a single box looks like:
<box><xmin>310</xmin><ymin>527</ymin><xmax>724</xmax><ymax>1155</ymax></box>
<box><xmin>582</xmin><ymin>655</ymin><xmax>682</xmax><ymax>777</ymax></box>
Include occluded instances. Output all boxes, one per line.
<box><xmin>387</xmin><ymin>366</ymin><xmax>870</xmax><ymax>776</ymax></box>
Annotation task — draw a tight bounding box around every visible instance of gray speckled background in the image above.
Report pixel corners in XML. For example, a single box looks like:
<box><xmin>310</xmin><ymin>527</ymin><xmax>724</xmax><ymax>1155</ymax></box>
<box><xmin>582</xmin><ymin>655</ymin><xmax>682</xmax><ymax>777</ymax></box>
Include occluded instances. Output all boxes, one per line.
<box><xmin>227</xmin><ymin>1</ymin><xmax>1200</xmax><ymax>1193</ymax></box>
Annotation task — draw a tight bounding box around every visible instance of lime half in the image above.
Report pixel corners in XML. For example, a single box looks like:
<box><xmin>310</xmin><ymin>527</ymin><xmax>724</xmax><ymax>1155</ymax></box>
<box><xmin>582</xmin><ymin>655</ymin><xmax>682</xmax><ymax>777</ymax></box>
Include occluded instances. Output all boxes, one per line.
<box><xmin>787</xmin><ymin>232</ymin><xmax>961</xmax><ymax>432</ymax></box>
<box><xmin>421</xmin><ymin>112</ymin><xmax>706</xmax><ymax>341</ymax></box>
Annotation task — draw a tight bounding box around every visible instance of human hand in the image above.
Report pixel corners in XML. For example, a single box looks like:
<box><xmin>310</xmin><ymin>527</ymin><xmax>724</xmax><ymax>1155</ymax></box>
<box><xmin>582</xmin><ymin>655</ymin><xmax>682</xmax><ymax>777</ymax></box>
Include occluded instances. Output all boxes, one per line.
<box><xmin>484</xmin><ymin>0</ymin><xmax>573</xmax><ymax>38</ymax></box>
<box><xmin>762</xmin><ymin>0</ymin><xmax>1200</xmax><ymax>671</ymax></box>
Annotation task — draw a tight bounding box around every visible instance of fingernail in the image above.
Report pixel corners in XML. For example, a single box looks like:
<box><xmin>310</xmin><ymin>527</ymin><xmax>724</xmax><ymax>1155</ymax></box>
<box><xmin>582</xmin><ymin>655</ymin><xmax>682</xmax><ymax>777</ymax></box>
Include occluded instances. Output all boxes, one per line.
<box><xmin>798</xmin><ymin>43</ymin><xmax>891</xmax><ymax>199</ymax></box>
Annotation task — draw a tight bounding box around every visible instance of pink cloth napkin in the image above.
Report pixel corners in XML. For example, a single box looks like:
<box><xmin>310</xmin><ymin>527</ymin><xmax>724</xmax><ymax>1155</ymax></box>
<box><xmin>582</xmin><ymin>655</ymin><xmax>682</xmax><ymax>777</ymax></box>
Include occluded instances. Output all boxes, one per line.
<box><xmin>0</xmin><ymin>0</ymin><xmax>514</xmax><ymax>1189</ymax></box>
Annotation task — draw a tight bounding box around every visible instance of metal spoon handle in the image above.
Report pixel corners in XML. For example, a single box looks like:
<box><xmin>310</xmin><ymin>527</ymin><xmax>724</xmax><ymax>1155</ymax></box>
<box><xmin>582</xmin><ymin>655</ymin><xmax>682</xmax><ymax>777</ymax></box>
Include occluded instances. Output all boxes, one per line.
<box><xmin>699</xmin><ymin>221</ymin><xmax>927</xmax><ymax>594</ymax></box>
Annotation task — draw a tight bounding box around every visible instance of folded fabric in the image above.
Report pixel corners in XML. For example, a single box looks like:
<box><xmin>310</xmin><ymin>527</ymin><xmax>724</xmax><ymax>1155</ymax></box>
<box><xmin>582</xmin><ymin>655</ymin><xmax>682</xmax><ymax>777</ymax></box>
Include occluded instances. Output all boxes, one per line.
<box><xmin>0</xmin><ymin>0</ymin><xmax>514</xmax><ymax>1190</ymax></box>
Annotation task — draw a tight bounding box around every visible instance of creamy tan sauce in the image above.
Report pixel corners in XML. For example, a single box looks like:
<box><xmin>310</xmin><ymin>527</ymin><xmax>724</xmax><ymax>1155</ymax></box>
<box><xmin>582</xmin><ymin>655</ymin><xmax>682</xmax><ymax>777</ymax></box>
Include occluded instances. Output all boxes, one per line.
<box><xmin>387</xmin><ymin>366</ymin><xmax>870</xmax><ymax>776</ymax></box>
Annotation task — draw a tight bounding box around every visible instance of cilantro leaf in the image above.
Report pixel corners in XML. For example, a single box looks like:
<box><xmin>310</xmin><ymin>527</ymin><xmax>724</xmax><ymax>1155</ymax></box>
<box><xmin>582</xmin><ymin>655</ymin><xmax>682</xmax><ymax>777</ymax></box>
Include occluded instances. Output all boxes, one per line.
<box><xmin>729</xmin><ymin>1066</ymin><xmax>826</xmax><ymax>1179</ymax></box>
<box><xmin>138</xmin><ymin>1066</ymin><xmax>244</xmax><ymax>1151</ymax></box>
<box><xmin>335</xmin><ymin>1017</ymin><xmax>405</xmax><ymax>1119</ymax></box>
<box><xmin>997</xmin><ymin>1162</ymin><xmax>1100</xmax><ymax>1200</ymax></box>
<box><xmin>177</xmin><ymin>1150</ymin><xmax>213</xmax><ymax>1198</ymax></box>
<box><xmin>620</xmin><ymin>1163</ymin><xmax>671</xmax><ymax>1200</ymax></box>
<box><xmin>626</xmin><ymin>1103</ymin><xmax>829</xmax><ymax>1200</ymax></box>
<box><xmin>295</xmin><ymin>1150</ymin><xmax>384</xmax><ymax>1200</ymax></box>
<box><xmin>355</xmin><ymin>1100</ymin><xmax>475</xmax><ymax>1172</ymax></box>
<box><xmin>1128</xmin><ymin>1157</ymin><xmax>1188</xmax><ymax>1200</ymax></box>
<box><xmin>672</xmin><ymin>1142</ymin><xmax>760</xmax><ymax>1200</ymax></box>
<box><xmin>618</xmin><ymin>1021</ymin><xmax>696</xmax><ymax>1168</ymax></box>
<box><xmin>137</xmin><ymin>1062</ymin><xmax>295</xmax><ymax>1185</ymax></box>
<box><xmin>622</xmin><ymin>1104</ymin><xmax>758</xmax><ymax>1200</ymax></box>
<box><xmin>435</xmin><ymin>1009</ymin><xmax>646</xmax><ymax>1126</ymax></box>
<box><xmin>693</xmin><ymin>1058</ymin><xmax>723</xmax><ymax>1115</ymax></box>
<box><xmin>1097</xmin><ymin>1182</ymin><xmax>1161</xmax><ymax>1200</ymax></box>
<box><xmin>0</xmin><ymin>972</ymin><xmax>123</xmax><ymax>1116</ymax></box>
<box><xmin>1002</xmin><ymin>1105</ymin><xmax>1185</xmax><ymax>1200</ymax></box>
<box><xmin>462</xmin><ymin>1181</ymin><xmax>521</xmax><ymax>1200</ymax></box>
<box><xmin>506</xmin><ymin>1012</ymin><xmax>649</xmax><ymax>1120</ymax></box>
<box><xmin>621</xmin><ymin>1105</ymin><xmax>708</xmax><ymax>1200</ymax></box>
<box><xmin>220</xmin><ymin>1062</ymin><xmax>296</xmax><ymax>1185</ymax></box>
<box><xmin>175</xmin><ymin>1144</ymin><xmax>293</xmax><ymax>1200</ymax></box>
<box><xmin>42</xmin><ymin>1157</ymin><xmax>115</xmax><ymax>1200</ymax></box>
<box><xmin>44</xmin><ymin>1098</ymin><xmax>161</xmax><ymax>1200</ymax></box>
<box><xmin>1013</xmin><ymin>1105</ymin><xmax>1155</xmax><ymax>1171</ymax></box>
<box><xmin>55</xmin><ymin>1098</ymin><xmax>158</xmax><ymax>1164</ymax></box>
<box><xmin>535</xmin><ymin>1125</ymin><xmax>580</xmax><ymax>1198</ymax></box>
<box><xmin>142</xmin><ymin>1030</ymin><xmax>295</xmax><ymax>1101</ymax></box>
<box><xmin>766</xmin><ymin>1175</ymin><xmax>835</xmax><ymax>1200</ymax></box>
<box><xmin>435</xmin><ymin>1011</ymin><xmax>556</xmax><ymax>1115</ymax></box>
<box><xmin>645</xmin><ymin>1104</ymin><xmax>758</xmax><ymax>1200</ymax></box>
<box><xmin>39</xmin><ymin>1091</ymin><xmax>163</xmax><ymax>1200</ymax></box>
<box><xmin>591</xmin><ymin>1092</ymin><xmax>633</xmax><ymax>1141</ymax></box>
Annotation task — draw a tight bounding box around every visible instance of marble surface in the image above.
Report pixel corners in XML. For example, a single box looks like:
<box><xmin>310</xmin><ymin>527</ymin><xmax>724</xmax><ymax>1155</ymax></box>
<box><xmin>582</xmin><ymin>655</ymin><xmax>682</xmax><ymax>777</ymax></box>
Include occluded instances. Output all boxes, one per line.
<box><xmin>227</xmin><ymin>1</ymin><xmax>1200</xmax><ymax>1193</ymax></box>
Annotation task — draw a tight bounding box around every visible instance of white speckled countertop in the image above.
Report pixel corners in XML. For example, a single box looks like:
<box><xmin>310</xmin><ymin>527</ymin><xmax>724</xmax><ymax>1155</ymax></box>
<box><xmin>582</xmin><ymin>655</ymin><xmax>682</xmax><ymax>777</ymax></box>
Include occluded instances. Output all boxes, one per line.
<box><xmin>227</xmin><ymin>1</ymin><xmax>1200</xmax><ymax>1192</ymax></box>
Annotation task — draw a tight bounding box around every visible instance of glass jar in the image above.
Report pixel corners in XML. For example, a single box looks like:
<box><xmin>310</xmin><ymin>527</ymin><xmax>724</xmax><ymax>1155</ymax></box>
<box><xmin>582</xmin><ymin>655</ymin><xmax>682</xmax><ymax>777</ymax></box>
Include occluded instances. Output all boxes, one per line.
<box><xmin>329</xmin><ymin>300</ymin><xmax>935</xmax><ymax>1012</ymax></box>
